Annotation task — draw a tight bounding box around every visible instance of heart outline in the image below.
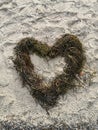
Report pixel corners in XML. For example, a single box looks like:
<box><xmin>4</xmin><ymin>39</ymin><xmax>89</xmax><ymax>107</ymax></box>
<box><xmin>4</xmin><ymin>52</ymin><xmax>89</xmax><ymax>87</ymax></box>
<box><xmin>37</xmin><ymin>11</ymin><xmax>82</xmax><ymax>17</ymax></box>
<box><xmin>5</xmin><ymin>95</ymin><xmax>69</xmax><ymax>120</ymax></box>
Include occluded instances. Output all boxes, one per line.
<box><xmin>13</xmin><ymin>34</ymin><xmax>86</xmax><ymax>109</ymax></box>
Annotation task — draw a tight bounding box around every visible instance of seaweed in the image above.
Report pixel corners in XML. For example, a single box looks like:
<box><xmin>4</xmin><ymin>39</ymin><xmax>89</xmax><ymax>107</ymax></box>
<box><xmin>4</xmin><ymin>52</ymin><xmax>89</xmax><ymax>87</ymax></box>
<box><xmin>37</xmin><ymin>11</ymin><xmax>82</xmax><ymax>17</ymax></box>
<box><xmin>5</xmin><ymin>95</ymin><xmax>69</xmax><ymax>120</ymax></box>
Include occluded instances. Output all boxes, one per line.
<box><xmin>13</xmin><ymin>34</ymin><xmax>86</xmax><ymax>110</ymax></box>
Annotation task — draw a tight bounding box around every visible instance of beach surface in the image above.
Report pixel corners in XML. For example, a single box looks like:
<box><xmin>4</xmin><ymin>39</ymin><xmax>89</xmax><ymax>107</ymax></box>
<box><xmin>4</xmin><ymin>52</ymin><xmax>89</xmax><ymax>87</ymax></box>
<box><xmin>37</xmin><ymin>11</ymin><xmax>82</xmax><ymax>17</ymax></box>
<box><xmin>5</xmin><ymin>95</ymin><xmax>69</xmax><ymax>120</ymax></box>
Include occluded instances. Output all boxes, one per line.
<box><xmin>0</xmin><ymin>0</ymin><xmax>98</xmax><ymax>129</ymax></box>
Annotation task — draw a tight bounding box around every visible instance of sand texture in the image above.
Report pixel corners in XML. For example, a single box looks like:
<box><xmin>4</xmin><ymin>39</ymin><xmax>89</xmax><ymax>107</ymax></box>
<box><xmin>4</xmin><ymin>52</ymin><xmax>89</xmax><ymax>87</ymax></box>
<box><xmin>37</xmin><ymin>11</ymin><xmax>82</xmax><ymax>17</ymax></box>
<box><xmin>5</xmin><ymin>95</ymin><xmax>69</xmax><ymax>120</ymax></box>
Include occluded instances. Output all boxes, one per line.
<box><xmin>0</xmin><ymin>0</ymin><xmax>98</xmax><ymax>129</ymax></box>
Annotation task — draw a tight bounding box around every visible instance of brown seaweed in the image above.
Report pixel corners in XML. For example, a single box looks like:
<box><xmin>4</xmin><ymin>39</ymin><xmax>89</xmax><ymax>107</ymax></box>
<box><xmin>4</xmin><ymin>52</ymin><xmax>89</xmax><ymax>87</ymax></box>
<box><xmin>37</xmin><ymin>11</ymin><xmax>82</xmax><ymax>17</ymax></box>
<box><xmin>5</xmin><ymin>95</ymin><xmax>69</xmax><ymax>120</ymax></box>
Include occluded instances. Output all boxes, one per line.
<box><xmin>13</xmin><ymin>34</ymin><xmax>86</xmax><ymax>110</ymax></box>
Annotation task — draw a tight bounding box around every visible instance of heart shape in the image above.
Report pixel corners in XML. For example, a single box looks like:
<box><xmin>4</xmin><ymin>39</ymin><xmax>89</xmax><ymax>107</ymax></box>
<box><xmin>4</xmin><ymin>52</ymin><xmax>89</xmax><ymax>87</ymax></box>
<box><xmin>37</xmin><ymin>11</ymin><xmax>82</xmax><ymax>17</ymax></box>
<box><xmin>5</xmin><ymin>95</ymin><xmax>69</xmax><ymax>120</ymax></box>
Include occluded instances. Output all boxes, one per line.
<box><xmin>13</xmin><ymin>34</ymin><xmax>86</xmax><ymax>109</ymax></box>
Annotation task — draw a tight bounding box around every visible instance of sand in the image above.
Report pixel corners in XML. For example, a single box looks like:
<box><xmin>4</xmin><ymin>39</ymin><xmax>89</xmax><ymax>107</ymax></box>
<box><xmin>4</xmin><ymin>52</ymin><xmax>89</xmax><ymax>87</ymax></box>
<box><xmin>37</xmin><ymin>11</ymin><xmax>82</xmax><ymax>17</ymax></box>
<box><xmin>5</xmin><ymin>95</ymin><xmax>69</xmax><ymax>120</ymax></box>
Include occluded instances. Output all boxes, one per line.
<box><xmin>0</xmin><ymin>0</ymin><xmax>98</xmax><ymax>129</ymax></box>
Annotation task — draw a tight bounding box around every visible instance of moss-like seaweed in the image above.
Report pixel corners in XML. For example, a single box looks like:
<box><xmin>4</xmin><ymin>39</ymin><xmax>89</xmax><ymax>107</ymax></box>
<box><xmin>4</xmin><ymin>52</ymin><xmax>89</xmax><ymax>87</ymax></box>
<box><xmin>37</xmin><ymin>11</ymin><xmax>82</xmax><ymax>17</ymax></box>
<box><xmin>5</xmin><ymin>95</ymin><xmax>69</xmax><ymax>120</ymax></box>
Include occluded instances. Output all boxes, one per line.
<box><xmin>13</xmin><ymin>34</ymin><xmax>86</xmax><ymax>110</ymax></box>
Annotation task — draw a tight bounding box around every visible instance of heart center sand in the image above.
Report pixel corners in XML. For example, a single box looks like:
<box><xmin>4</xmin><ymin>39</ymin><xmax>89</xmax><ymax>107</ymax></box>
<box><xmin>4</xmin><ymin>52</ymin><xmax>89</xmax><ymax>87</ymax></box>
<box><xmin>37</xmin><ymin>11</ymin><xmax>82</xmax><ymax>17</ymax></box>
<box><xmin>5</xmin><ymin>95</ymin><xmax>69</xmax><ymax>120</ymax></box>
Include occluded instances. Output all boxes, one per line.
<box><xmin>30</xmin><ymin>54</ymin><xmax>66</xmax><ymax>84</ymax></box>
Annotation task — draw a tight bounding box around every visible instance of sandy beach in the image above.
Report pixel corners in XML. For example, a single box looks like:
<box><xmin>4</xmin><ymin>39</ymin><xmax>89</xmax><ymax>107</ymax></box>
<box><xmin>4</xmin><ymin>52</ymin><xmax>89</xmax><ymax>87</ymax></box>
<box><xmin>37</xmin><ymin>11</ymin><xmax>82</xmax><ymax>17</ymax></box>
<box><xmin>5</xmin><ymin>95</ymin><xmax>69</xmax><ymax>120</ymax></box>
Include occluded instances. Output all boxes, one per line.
<box><xmin>0</xmin><ymin>0</ymin><xmax>98</xmax><ymax>129</ymax></box>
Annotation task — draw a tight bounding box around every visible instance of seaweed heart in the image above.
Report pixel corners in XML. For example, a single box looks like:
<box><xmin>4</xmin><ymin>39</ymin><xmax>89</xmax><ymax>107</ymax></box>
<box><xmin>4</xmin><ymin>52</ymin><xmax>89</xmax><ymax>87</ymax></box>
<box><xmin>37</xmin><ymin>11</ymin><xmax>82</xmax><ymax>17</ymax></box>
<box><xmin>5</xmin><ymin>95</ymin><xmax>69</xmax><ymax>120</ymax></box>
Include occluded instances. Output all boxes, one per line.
<box><xmin>13</xmin><ymin>34</ymin><xmax>86</xmax><ymax>109</ymax></box>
